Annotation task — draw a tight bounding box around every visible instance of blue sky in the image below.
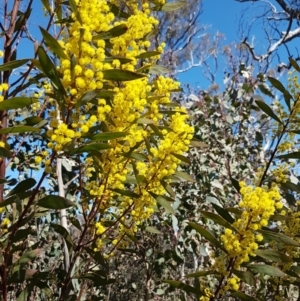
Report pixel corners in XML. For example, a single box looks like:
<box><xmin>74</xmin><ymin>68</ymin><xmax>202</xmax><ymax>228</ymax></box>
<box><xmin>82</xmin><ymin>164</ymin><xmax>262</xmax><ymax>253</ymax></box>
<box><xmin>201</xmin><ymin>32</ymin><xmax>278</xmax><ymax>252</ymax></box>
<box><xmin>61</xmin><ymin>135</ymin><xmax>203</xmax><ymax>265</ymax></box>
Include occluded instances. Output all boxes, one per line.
<box><xmin>178</xmin><ymin>0</ymin><xmax>297</xmax><ymax>88</ymax></box>
<box><xmin>3</xmin><ymin>0</ymin><xmax>296</xmax><ymax>93</ymax></box>
<box><xmin>178</xmin><ymin>0</ymin><xmax>254</xmax><ymax>87</ymax></box>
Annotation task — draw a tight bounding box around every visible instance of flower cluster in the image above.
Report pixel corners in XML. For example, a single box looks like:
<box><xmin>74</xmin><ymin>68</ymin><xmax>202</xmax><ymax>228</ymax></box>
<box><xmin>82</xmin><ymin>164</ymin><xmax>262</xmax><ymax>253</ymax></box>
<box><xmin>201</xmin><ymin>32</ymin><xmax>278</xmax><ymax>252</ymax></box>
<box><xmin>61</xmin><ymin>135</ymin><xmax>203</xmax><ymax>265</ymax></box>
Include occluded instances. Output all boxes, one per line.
<box><xmin>220</xmin><ymin>182</ymin><xmax>282</xmax><ymax>269</ymax></box>
<box><xmin>0</xmin><ymin>83</ymin><xmax>9</xmax><ymax>102</ymax></box>
<box><xmin>42</xmin><ymin>0</ymin><xmax>195</xmax><ymax>254</ymax></box>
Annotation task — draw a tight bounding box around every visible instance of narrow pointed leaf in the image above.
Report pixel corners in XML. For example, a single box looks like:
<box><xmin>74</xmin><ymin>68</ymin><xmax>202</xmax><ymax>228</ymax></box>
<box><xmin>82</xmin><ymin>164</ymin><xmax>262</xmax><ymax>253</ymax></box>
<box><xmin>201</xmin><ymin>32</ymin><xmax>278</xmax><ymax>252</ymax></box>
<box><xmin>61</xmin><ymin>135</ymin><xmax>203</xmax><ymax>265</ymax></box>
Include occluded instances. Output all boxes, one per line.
<box><xmin>24</xmin><ymin>116</ymin><xmax>43</xmax><ymax>126</ymax></box>
<box><xmin>212</xmin><ymin>203</ymin><xmax>234</xmax><ymax>224</ymax></box>
<box><xmin>255</xmin><ymin>249</ymin><xmax>292</xmax><ymax>263</ymax></box>
<box><xmin>233</xmin><ymin>270</ymin><xmax>255</xmax><ymax>286</ymax></box>
<box><xmin>188</xmin><ymin>222</ymin><xmax>223</xmax><ymax>250</ymax></box>
<box><xmin>174</xmin><ymin>171</ymin><xmax>196</xmax><ymax>182</ymax></box>
<box><xmin>255</xmin><ymin>100</ymin><xmax>282</xmax><ymax>124</ymax></box>
<box><xmin>259</xmin><ymin>229</ymin><xmax>299</xmax><ymax>246</ymax></box>
<box><xmin>37</xmin><ymin>195</ymin><xmax>76</xmax><ymax>209</ymax></box>
<box><xmin>268</xmin><ymin>77</ymin><xmax>286</xmax><ymax>93</ymax></box>
<box><xmin>171</xmin><ymin>153</ymin><xmax>191</xmax><ymax>165</ymax></box>
<box><xmin>277</xmin><ymin>152</ymin><xmax>300</xmax><ymax>159</ymax></box>
<box><xmin>136</xmin><ymin>51</ymin><xmax>161</xmax><ymax>59</ymax></box>
<box><xmin>186</xmin><ymin>270</ymin><xmax>213</xmax><ymax>278</ymax></box>
<box><xmin>38</xmin><ymin>46</ymin><xmax>66</xmax><ymax>95</ymax></box>
<box><xmin>40</xmin><ymin>27</ymin><xmax>67</xmax><ymax>59</ymax></box>
<box><xmin>91</xmin><ymin>132</ymin><xmax>127</xmax><ymax>141</ymax></box>
<box><xmin>156</xmin><ymin>196</ymin><xmax>175</xmax><ymax>215</ymax></box>
<box><xmin>0</xmin><ymin>59</ymin><xmax>29</xmax><ymax>72</ymax></box>
<box><xmin>189</xmin><ymin>140</ymin><xmax>209</xmax><ymax>148</ymax></box>
<box><xmin>149</xmin><ymin>65</ymin><xmax>170</xmax><ymax>74</ymax></box>
<box><xmin>16</xmin><ymin>249</ymin><xmax>41</xmax><ymax>265</ymax></box>
<box><xmin>247</xmin><ymin>264</ymin><xmax>285</xmax><ymax>277</ymax></box>
<box><xmin>289</xmin><ymin>58</ymin><xmax>300</xmax><ymax>72</ymax></box>
<box><xmin>154</xmin><ymin>1</ymin><xmax>187</xmax><ymax>12</ymax></box>
<box><xmin>68</xmin><ymin>0</ymin><xmax>82</xmax><ymax>23</ymax></box>
<box><xmin>0</xmin><ymin>126</ymin><xmax>40</xmax><ymax>134</ymax></box>
<box><xmin>145</xmin><ymin>226</ymin><xmax>161</xmax><ymax>234</ymax></box>
<box><xmin>163</xmin><ymin>280</ymin><xmax>204</xmax><ymax>296</ymax></box>
<box><xmin>231</xmin><ymin>291</ymin><xmax>259</xmax><ymax>301</ymax></box>
<box><xmin>111</xmin><ymin>189</ymin><xmax>140</xmax><ymax>198</ymax></box>
<box><xmin>51</xmin><ymin>223</ymin><xmax>73</xmax><ymax>252</ymax></box>
<box><xmin>230</xmin><ymin>176</ymin><xmax>241</xmax><ymax>193</ymax></box>
<box><xmin>7</xmin><ymin>178</ymin><xmax>36</xmax><ymax>197</ymax></box>
<box><xmin>0</xmin><ymin>147</ymin><xmax>12</xmax><ymax>158</ymax></box>
<box><xmin>200</xmin><ymin>211</ymin><xmax>236</xmax><ymax>232</ymax></box>
<box><xmin>69</xmin><ymin>143</ymin><xmax>112</xmax><ymax>155</ymax></box>
<box><xmin>103</xmin><ymin>69</ymin><xmax>146</xmax><ymax>81</ymax></box>
<box><xmin>93</xmin><ymin>24</ymin><xmax>127</xmax><ymax>40</ymax></box>
<box><xmin>0</xmin><ymin>97</ymin><xmax>38</xmax><ymax>110</ymax></box>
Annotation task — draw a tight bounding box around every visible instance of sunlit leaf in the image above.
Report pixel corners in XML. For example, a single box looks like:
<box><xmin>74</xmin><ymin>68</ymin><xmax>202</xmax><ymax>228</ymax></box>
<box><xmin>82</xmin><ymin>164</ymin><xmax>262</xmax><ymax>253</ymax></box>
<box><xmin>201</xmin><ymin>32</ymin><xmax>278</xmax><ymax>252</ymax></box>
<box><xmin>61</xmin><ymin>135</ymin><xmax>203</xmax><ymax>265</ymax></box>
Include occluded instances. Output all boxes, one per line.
<box><xmin>145</xmin><ymin>226</ymin><xmax>161</xmax><ymax>234</ymax></box>
<box><xmin>41</xmin><ymin>0</ymin><xmax>51</xmax><ymax>13</ymax></box>
<box><xmin>137</xmin><ymin>118</ymin><xmax>155</xmax><ymax>124</ymax></box>
<box><xmin>153</xmin><ymin>1</ymin><xmax>187</xmax><ymax>12</ymax></box>
<box><xmin>149</xmin><ymin>65</ymin><xmax>171</xmax><ymax>74</ymax></box>
<box><xmin>189</xmin><ymin>140</ymin><xmax>209</xmax><ymax>148</ymax></box>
